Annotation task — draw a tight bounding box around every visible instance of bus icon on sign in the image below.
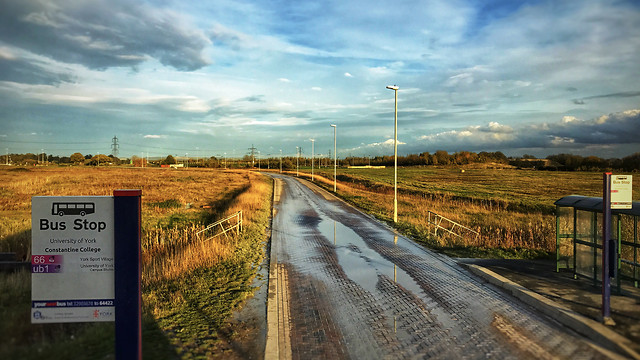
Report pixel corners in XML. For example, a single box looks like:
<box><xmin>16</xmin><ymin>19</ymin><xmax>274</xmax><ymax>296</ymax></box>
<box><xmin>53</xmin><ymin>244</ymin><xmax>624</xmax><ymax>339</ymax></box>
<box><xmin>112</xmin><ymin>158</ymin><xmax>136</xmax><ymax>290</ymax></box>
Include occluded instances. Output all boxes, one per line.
<box><xmin>51</xmin><ymin>202</ymin><xmax>95</xmax><ymax>216</ymax></box>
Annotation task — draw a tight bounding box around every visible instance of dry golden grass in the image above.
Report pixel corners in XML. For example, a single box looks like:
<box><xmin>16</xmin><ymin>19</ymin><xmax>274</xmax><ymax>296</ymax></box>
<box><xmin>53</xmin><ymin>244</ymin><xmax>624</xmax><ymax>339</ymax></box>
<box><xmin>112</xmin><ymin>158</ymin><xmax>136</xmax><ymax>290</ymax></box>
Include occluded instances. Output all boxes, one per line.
<box><xmin>141</xmin><ymin>171</ymin><xmax>271</xmax><ymax>286</ymax></box>
<box><xmin>0</xmin><ymin>167</ymin><xmax>271</xmax><ymax>284</ymax></box>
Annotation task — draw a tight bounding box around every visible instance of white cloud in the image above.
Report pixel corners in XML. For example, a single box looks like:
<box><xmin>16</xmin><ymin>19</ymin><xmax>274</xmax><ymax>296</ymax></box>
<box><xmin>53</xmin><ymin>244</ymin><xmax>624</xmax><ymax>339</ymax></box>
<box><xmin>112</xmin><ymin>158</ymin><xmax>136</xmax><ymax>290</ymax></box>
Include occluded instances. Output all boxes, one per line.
<box><xmin>0</xmin><ymin>46</ymin><xmax>17</xmax><ymax>60</ymax></box>
<box><xmin>177</xmin><ymin>98</ymin><xmax>211</xmax><ymax>113</ymax></box>
<box><xmin>344</xmin><ymin>72</ymin><xmax>353</xmax><ymax>78</ymax></box>
<box><xmin>550</xmin><ymin>136</ymin><xmax>575</xmax><ymax>146</ymax></box>
<box><xmin>144</xmin><ymin>134</ymin><xmax>165</xmax><ymax>139</ymax></box>
<box><xmin>368</xmin><ymin>66</ymin><xmax>390</xmax><ymax>76</ymax></box>
<box><xmin>311</xmin><ymin>87</ymin><xmax>322</xmax><ymax>91</ymax></box>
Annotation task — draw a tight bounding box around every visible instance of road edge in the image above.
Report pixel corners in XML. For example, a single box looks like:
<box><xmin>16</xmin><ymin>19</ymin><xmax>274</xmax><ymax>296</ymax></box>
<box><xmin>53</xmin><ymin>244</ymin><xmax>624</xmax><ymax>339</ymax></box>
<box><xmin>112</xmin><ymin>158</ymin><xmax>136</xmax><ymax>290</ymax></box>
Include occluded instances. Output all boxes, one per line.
<box><xmin>461</xmin><ymin>263</ymin><xmax>640</xmax><ymax>360</ymax></box>
<box><xmin>264</xmin><ymin>178</ymin><xmax>280</xmax><ymax>360</ymax></box>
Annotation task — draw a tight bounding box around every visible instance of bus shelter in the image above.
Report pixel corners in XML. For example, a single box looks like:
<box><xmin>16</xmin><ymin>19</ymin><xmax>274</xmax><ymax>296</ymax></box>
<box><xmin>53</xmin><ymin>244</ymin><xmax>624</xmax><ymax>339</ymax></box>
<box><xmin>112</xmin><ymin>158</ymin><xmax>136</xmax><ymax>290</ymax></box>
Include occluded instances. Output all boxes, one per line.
<box><xmin>555</xmin><ymin>195</ymin><xmax>640</xmax><ymax>291</ymax></box>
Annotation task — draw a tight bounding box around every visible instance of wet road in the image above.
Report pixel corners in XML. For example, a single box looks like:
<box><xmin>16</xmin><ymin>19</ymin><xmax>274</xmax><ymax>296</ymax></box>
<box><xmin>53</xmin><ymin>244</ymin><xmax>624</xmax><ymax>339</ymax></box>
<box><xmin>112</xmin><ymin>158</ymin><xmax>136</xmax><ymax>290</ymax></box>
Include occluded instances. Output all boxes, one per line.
<box><xmin>270</xmin><ymin>174</ymin><xmax>609</xmax><ymax>359</ymax></box>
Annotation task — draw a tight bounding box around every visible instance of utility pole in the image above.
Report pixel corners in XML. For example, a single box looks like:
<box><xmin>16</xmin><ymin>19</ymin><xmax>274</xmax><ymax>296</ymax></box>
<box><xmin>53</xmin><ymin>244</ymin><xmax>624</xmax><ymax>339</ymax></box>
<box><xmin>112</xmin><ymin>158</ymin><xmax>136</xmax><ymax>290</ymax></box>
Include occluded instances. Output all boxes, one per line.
<box><xmin>280</xmin><ymin>149</ymin><xmax>282</xmax><ymax>173</ymax></box>
<box><xmin>296</xmin><ymin>146</ymin><xmax>300</xmax><ymax>177</ymax></box>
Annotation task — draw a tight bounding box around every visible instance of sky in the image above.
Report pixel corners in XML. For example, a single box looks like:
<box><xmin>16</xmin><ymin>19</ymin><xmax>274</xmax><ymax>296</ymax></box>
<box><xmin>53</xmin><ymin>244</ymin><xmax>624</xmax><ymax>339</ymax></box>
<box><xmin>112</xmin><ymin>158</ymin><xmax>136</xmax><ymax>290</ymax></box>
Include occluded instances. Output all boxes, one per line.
<box><xmin>0</xmin><ymin>0</ymin><xmax>639</xmax><ymax>160</ymax></box>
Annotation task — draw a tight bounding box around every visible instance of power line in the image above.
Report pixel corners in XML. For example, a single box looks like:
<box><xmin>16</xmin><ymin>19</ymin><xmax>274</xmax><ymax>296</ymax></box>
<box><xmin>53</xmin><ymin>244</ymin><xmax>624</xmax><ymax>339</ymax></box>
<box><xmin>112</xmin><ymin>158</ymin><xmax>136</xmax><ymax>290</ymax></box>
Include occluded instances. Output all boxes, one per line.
<box><xmin>248</xmin><ymin>144</ymin><xmax>257</xmax><ymax>166</ymax></box>
<box><xmin>111</xmin><ymin>135</ymin><xmax>119</xmax><ymax>157</ymax></box>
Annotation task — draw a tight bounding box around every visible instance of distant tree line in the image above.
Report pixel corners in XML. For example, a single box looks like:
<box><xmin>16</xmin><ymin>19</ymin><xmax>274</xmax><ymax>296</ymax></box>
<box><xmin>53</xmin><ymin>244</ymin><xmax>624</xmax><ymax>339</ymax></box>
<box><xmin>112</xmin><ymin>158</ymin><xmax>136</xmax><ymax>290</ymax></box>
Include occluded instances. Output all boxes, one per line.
<box><xmin>543</xmin><ymin>152</ymin><xmax>640</xmax><ymax>171</ymax></box>
<box><xmin>3</xmin><ymin>152</ymin><xmax>123</xmax><ymax>166</ymax></box>
<box><xmin>342</xmin><ymin>151</ymin><xmax>510</xmax><ymax>167</ymax></box>
<box><xmin>2</xmin><ymin>150</ymin><xmax>639</xmax><ymax>171</ymax></box>
<box><xmin>340</xmin><ymin>151</ymin><xmax>640</xmax><ymax>171</ymax></box>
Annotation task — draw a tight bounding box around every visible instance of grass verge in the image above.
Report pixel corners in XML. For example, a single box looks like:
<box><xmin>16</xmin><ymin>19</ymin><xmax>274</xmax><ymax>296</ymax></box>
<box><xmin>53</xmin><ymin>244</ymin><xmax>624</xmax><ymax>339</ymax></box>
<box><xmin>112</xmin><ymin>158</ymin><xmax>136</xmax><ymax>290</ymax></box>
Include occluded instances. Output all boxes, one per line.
<box><xmin>0</xmin><ymin>167</ymin><xmax>272</xmax><ymax>359</ymax></box>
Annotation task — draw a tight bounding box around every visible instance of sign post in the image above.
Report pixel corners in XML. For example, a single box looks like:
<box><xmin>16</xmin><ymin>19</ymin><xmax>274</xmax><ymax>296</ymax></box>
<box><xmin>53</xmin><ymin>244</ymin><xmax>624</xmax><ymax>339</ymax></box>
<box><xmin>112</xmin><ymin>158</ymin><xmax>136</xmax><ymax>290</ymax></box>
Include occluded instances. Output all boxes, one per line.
<box><xmin>602</xmin><ymin>174</ymin><xmax>632</xmax><ymax>325</ymax></box>
<box><xmin>602</xmin><ymin>173</ymin><xmax>613</xmax><ymax>325</ymax></box>
<box><xmin>114</xmin><ymin>190</ymin><xmax>142</xmax><ymax>360</ymax></box>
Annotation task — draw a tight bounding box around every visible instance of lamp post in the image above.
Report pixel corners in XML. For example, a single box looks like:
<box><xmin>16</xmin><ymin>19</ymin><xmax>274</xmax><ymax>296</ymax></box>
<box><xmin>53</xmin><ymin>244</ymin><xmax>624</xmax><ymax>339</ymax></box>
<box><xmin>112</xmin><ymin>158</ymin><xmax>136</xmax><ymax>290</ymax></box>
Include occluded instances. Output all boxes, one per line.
<box><xmin>311</xmin><ymin>139</ymin><xmax>315</xmax><ymax>181</ymax></box>
<box><xmin>280</xmin><ymin>149</ymin><xmax>282</xmax><ymax>173</ymax></box>
<box><xmin>386</xmin><ymin>85</ymin><xmax>399</xmax><ymax>223</ymax></box>
<box><xmin>296</xmin><ymin>146</ymin><xmax>299</xmax><ymax>176</ymax></box>
<box><xmin>330</xmin><ymin>124</ymin><xmax>337</xmax><ymax>192</ymax></box>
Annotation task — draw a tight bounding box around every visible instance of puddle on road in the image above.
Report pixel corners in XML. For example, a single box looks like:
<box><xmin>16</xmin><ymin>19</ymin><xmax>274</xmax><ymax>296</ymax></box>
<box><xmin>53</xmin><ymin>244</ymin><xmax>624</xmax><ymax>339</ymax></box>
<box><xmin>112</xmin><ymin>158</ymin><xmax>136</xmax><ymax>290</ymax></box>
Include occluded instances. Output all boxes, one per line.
<box><xmin>316</xmin><ymin>218</ymin><xmax>469</xmax><ymax>343</ymax></box>
<box><xmin>318</xmin><ymin>219</ymin><xmax>423</xmax><ymax>297</ymax></box>
<box><xmin>317</xmin><ymin>219</ymin><xmax>430</xmax><ymax>339</ymax></box>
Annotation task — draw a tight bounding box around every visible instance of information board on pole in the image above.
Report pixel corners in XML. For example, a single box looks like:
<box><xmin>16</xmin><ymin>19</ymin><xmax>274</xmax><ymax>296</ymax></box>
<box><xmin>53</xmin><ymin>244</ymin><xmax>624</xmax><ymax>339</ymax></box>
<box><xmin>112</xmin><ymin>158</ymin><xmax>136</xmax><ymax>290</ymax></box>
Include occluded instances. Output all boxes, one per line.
<box><xmin>31</xmin><ymin>196</ymin><xmax>115</xmax><ymax>323</ymax></box>
<box><xmin>611</xmin><ymin>175</ymin><xmax>633</xmax><ymax>209</ymax></box>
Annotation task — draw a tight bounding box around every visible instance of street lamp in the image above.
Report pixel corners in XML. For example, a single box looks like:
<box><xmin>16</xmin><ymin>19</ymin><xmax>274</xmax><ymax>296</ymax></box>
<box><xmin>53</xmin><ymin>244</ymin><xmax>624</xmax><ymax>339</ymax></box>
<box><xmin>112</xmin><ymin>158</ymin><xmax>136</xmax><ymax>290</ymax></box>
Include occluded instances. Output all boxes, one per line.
<box><xmin>330</xmin><ymin>124</ymin><xmax>337</xmax><ymax>192</ymax></box>
<box><xmin>310</xmin><ymin>139</ymin><xmax>315</xmax><ymax>181</ymax></box>
<box><xmin>296</xmin><ymin>146</ymin><xmax>299</xmax><ymax>176</ymax></box>
<box><xmin>386</xmin><ymin>85</ymin><xmax>399</xmax><ymax>223</ymax></box>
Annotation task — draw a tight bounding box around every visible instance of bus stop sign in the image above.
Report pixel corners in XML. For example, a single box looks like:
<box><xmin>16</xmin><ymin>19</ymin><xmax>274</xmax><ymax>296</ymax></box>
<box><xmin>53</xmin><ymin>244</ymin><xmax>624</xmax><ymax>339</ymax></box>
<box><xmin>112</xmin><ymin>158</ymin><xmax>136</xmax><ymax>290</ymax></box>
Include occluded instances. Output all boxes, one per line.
<box><xmin>611</xmin><ymin>175</ymin><xmax>632</xmax><ymax>209</ymax></box>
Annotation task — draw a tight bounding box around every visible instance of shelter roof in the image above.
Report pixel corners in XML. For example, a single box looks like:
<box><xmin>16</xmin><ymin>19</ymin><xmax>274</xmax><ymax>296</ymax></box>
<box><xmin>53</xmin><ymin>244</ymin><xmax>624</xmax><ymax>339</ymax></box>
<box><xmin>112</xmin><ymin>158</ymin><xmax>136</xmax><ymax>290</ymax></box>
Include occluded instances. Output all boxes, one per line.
<box><xmin>554</xmin><ymin>195</ymin><xmax>640</xmax><ymax>216</ymax></box>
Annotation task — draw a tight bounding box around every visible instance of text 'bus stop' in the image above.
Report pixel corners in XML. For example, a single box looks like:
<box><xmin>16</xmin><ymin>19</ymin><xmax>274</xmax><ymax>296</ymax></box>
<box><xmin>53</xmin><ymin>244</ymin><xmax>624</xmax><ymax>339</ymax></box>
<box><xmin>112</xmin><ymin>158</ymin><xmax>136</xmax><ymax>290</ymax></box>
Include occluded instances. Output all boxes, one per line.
<box><xmin>555</xmin><ymin>195</ymin><xmax>640</xmax><ymax>292</ymax></box>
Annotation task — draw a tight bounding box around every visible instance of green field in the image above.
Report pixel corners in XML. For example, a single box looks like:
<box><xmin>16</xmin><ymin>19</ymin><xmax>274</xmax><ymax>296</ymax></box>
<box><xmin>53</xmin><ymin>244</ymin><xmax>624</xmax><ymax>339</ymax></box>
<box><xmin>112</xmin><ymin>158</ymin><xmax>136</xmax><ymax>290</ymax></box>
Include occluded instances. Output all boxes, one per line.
<box><xmin>329</xmin><ymin>167</ymin><xmax>637</xmax><ymax>210</ymax></box>
<box><xmin>305</xmin><ymin>166</ymin><xmax>638</xmax><ymax>258</ymax></box>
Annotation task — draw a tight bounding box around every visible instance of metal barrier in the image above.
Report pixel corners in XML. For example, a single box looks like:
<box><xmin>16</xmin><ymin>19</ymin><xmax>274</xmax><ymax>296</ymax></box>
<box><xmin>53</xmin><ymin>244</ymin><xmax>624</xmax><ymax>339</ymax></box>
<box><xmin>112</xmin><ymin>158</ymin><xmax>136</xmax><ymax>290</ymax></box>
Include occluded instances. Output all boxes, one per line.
<box><xmin>427</xmin><ymin>211</ymin><xmax>480</xmax><ymax>240</ymax></box>
<box><xmin>196</xmin><ymin>211</ymin><xmax>243</xmax><ymax>243</ymax></box>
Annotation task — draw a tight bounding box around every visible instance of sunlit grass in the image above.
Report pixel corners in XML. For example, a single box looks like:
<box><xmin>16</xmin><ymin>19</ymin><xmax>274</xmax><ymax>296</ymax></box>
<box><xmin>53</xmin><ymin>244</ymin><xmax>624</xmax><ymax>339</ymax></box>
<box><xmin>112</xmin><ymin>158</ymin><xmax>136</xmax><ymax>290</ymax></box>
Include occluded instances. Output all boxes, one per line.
<box><xmin>300</xmin><ymin>166</ymin><xmax>638</xmax><ymax>257</ymax></box>
<box><xmin>0</xmin><ymin>166</ymin><xmax>273</xmax><ymax>358</ymax></box>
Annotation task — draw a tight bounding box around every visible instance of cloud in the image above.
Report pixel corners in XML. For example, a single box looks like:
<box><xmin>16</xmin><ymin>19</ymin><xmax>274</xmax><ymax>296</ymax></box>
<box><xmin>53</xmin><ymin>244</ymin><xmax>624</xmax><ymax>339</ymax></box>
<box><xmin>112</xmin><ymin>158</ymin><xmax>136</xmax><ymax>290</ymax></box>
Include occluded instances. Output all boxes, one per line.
<box><xmin>572</xmin><ymin>91</ymin><xmax>640</xmax><ymax>105</ymax></box>
<box><xmin>344</xmin><ymin>138</ymin><xmax>407</xmax><ymax>155</ymax></box>
<box><xmin>311</xmin><ymin>87</ymin><xmax>322</xmax><ymax>91</ymax></box>
<box><xmin>344</xmin><ymin>72</ymin><xmax>353</xmax><ymax>78</ymax></box>
<box><xmin>0</xmin><ymin>53</ymin><xmax>75</xmax><ymax>85</ymax></box>
<box><xmin>144</xmin><ymin>135</ymin><xmax>165</xmax><ymax>139</ymax></box>
<box><xmin>549</xmin><ymin>136</ymin><xmax>575</xmax><ymax>146</ymax></box>
<box><xmin>411</xmin><ymin>110</ymin><xmax>640</xmax><ymax>154</ymax></box>
<box><xmin>0</xmin><ymin>0</ymin><xmax>210</xmax><ymax>72</ymax></box>
<box><xmin>278</xmin><ymin>78</ymin><xmax>291</xmax><ymax>83</ymax></box>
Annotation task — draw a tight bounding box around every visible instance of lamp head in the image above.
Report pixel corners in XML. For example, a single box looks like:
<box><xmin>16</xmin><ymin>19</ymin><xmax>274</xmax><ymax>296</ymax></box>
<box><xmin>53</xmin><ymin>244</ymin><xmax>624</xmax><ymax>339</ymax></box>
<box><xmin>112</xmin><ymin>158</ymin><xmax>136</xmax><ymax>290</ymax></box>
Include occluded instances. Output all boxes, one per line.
<box><xmin>386</xmin><ymin>85</ymin><xmax>399</xmax><ymax>90</ymax></box>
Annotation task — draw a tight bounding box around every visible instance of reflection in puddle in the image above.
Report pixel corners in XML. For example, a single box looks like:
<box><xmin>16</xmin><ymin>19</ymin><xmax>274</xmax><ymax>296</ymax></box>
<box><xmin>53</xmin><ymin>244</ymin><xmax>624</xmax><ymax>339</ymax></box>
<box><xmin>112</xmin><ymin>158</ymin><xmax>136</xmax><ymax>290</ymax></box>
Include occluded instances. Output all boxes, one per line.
<box><xmin>318</xmin><ymin>219</ymin><xmax>429</xmax><ymax>338</ymax></box>
<box><xmin>318</xmin><ymin>219</ymin><xmax>424</xmax><ymax>297</ymax></box>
